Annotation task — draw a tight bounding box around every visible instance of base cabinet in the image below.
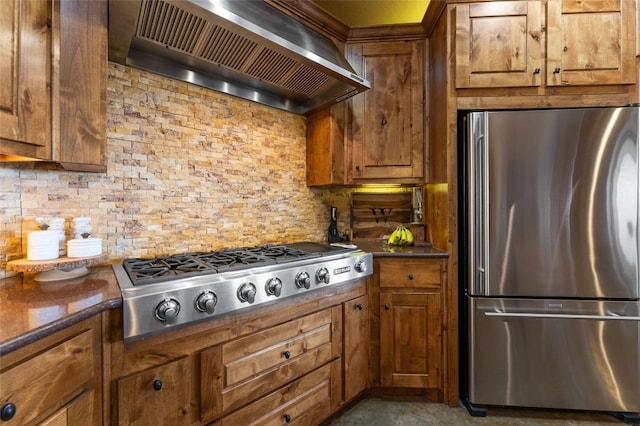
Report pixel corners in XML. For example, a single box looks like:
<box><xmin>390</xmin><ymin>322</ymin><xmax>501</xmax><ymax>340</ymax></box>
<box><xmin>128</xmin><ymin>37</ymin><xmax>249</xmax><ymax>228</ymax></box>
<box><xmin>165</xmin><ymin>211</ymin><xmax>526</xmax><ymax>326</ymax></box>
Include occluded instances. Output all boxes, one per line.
<box><xmin>108</xmin><ymin>283</ymin><xmax>369</xmax><ymax>425</ymax></box>
<box><xmin>116</xmin><ymin>357</ymin><xmax>191</xmax><ymax>425</ymax></box>
<box><xmin>0</xmin><ymin>315</ymin><xmax>102</xmax><ymax>426</ymax></box>
<box><xmin>372</xmin><ymin>257</ymin><xmax>444</xmax><ymax>392</ymax></box>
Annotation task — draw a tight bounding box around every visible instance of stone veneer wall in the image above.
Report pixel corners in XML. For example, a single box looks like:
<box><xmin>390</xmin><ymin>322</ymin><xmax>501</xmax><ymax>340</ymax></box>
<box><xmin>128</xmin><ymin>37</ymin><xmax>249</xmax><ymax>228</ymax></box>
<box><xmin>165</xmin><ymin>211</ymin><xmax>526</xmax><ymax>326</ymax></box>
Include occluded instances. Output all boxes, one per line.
<box><xmin>0</xmin><ymin>63</ymin><xmax>350</xmax><ymax>277</ymax></box>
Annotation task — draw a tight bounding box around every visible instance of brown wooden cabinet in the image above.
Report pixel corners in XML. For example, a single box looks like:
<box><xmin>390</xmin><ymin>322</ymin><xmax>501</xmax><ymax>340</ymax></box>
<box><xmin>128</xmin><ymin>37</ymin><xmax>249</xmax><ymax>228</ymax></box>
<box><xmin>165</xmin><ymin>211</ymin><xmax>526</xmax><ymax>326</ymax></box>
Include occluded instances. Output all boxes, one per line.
<box><xmin>306</xmin><ymin>104</ymin><xmax>347</xmax><ymax>186</ymax></box>
<box><xmin>347</xmin><ymin>39</ymin><xmax>426</xmax><ymax>184</ymax></box>
<box><xmin>107</xmin><ymin>282</ymin><xmax>368</xmax><ymax>425</ymax></box>
<box><xmin>0</xmin><ymin>0</ymin><xmax>107</xmax><ymax>172</ymax></box>
<box><xmin>343</xmin><ymin>295</ymin><xmax>369</xmax><ymax>401</ymax></box>
<box><xmin>0</xmin><ymin>0</ymin><xmax>51</xmax><ymax>158</ymax></box>
<box><xmin>0</xmin><ymin>315</ymin><xmax>102</xmax><ymax>425</ymax></box>
<box><xmin>116</xmin><ymin>356</ymin><xmax>191</xmax><ymax>425</ymax></box>
<box><xmin>455</xmin><ymin>0</ymin><xmax>636</xmax><ymax>89</ymax></box>
<box><xmin>546</xmin><ymin>0</ymin><xmax>635</xmax><ymax>86</ymax></box>
<box><xmin>455</xmin><ymin>1</ymin><xmax>543</xmax><ymax>88</ymax></box>
<box><xmin>305</xmin><ymin>25</ymin><xmax>427</xmax><ymax>187</ymax></box>
<box><xmin>200</xmin><ymin>307</ymin><xmax>342</xmax><ymax>422</ymax></box>
<box><xmin>374</xmin><ymin>257</ymin><xmax>444</xmax><ymax>390</ymax></box>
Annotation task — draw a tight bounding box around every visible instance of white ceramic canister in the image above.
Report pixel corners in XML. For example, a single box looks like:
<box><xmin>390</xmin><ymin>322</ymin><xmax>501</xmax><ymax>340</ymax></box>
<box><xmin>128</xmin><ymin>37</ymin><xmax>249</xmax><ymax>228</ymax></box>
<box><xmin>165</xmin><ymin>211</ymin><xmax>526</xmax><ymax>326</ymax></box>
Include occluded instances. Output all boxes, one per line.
<box><xmin>67</xmin><ymin>237</ymin><xmax>102</xmax><ymax>258</ymax></box>
<box><xmin>27</xmin><ymin>230</ymin><xmax>60</xmax><ymax>261</ymax></box>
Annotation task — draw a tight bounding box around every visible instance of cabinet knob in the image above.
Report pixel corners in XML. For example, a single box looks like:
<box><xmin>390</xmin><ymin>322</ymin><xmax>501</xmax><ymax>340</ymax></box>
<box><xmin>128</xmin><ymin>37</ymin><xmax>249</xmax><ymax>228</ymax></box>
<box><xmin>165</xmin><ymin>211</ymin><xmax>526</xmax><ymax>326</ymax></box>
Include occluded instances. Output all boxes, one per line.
<box><xmin>553</xmin><ymin>67</ymin><xmax>561</xmax><ymax>74</ymax></box>
<box><xmin>0</xmin><ymin>403</ymin><xmax>16</xmax><ymax>421</ymax></box>
<box><xmin>384</xmin><ymin>304</ymin><xmax>390</xmax><ymax>310</ymax></box>
<box><xmin>283</xmin><ymin>350</ymin><xmax>291</xmax><ymax>359</ymax></box>
<box><xmin>408</xmin><ymin>273</ymin><xmax>414</xmax><ymax>280</ymax></box>
<box><xmin>533</xmin><ymin>68</ymin><xmax>541</xmax><ymax>75</ymax></box>
<box><xmin>283</xmin><ymin>413</ymin><xmax>292</xmax><ymax>423</ymax></box>
<box><xmin>356</xmin><ymin>303</ymin><xmax>364</xmax><ymax>310</ymax></box>
<box><xmin>153</xmin><ymin>379</ymin><xmax>163</xmax><ymax>391</ymax></box>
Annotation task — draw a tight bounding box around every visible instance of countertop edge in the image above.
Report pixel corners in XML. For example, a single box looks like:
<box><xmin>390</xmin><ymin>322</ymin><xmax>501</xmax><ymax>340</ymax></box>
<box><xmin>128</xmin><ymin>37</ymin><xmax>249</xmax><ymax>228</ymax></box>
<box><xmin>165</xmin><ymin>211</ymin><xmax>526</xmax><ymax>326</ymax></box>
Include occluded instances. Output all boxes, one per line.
<box><xmin>0</xmin><ymin>298</ymin><xmax>121</xmax><ymax>357</ymax></box>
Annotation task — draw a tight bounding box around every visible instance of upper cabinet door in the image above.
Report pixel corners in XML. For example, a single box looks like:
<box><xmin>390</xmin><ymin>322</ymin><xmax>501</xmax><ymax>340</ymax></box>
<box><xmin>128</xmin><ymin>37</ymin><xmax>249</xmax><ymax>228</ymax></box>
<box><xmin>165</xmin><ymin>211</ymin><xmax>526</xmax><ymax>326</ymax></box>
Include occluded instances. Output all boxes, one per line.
<box><xmin>546</xmin><ymin>0</ymin><xmax>635</xmax><ymax>86</ymax></box>
<box><xmin>455</xmin><ymin>1</ymin><xmax>543</xmax><ymax>88</ymax></box>
<box><xmin>348</xmin><ymin>40</ymin><xmax>425</xmax><ymax>183</ymax></box>
<box><xmin>0</xmin><ymin>0</ymin><xmax>51</xmax><ymax>156</ymax></box>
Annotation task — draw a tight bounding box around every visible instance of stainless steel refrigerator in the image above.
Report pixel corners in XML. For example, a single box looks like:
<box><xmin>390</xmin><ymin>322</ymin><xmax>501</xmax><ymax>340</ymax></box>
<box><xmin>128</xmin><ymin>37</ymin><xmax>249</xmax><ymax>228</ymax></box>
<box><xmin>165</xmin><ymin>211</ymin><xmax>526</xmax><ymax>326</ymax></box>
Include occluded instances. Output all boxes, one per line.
<box><xmin>462</xmin><ymin>106</ymin><xmax>640</xmax><ymax>418</ymax></box>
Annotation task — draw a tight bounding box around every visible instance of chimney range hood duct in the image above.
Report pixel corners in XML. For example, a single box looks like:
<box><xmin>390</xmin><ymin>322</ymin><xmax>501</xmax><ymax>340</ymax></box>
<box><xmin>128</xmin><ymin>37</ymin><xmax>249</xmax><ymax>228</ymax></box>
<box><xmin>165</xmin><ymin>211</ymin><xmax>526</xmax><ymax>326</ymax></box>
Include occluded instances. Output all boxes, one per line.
<box><xmin>108</xmin><ymin>0</ymin><xmax>370</xmax><ymax>115</ymax></box>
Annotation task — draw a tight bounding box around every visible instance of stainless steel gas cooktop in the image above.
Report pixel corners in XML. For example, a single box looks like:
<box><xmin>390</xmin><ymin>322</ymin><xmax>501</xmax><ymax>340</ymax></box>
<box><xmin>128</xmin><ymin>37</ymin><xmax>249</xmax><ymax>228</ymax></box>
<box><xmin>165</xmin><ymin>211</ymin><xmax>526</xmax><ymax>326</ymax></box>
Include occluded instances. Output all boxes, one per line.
<box><xmin>112</xmin><ymin>242</ymin><xmax>372</xmax><ymax>341</ymax></box>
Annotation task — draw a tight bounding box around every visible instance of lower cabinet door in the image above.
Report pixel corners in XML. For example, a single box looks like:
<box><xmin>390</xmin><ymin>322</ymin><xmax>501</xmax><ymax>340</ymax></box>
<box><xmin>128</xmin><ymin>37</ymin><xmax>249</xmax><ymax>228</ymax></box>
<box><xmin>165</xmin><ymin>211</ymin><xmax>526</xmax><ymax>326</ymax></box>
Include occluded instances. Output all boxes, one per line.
<box><xmin>116</xmin><ymin>356</ymin><xmax>191</xmax><ymax>425</ymax></box>
<box><xmin>344</xmin><ymin>295</ymin><xmax>369</xmax><ymax>401</ymax></box>
<box><xmin>218</xmin><ymin>360</ymin><xmax>339</xmax><ymax>426</ymax></box>
<box><xmin>380</xmin><ymin>292</ymin><xmax>442</xmax><ymax>388</ymax></box>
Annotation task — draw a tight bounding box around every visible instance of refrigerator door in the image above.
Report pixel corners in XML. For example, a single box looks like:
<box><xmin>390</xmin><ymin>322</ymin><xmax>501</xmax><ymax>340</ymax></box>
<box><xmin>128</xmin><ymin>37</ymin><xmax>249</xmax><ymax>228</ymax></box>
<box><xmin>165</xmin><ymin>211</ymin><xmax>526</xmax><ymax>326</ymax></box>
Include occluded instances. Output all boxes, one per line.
<box><xmin>468</xmin><ymin>107</ymin><xmax>639</xmax><ymax>298</ymax></box>
<box><xmin>468</xmin><ymin>297</ymin><xmax>640</xmax><ymax>412</ymax></box>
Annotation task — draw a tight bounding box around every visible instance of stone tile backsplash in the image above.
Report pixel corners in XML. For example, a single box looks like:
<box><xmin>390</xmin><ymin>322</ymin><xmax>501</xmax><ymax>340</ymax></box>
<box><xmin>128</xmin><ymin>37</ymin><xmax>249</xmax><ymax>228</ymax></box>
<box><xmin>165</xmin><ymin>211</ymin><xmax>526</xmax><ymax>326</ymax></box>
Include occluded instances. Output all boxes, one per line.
<box><xmin>1</xmin><ymin>64</ymin><xmax>343</xmax><ymax>276</ymax></box>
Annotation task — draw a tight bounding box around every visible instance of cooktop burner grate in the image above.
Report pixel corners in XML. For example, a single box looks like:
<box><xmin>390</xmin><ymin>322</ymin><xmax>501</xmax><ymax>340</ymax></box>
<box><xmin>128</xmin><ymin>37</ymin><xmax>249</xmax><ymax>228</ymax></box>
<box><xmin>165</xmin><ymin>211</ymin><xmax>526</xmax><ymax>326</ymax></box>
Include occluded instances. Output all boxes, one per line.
<box><xmin>123</xmin><ymin>244</ymin><xmax>329</xmax><ymax>286</ymax></box>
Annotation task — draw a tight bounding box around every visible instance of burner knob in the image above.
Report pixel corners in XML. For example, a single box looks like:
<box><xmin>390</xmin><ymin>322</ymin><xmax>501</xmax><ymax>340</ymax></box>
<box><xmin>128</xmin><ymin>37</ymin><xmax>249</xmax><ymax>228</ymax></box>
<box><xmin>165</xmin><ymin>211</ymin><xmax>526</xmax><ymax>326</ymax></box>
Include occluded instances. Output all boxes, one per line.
<box><xmin>155</xmin><ymin>298</ymin><xmax>180</xmax><ymax>323</ymax></box>
<box><xmin>295</xmin><ymin>271</ymin><xmax>311</xmax><ymax>289</ymax></box>
<box><xmin>195</xmin><ymin>290</ymin><xmax>218</xmax><ymax>314</ymax></box>
<box><xmin>266</xmin><ymin>277</ymin><xmax>283</xmax><ymax>297</ymax></box>
<box><xmin>354</xmin><ymin>259</ymin><xmax>367</xmax><ymax>273</ymax></box>
<box><xmin>316</xmin><ymin>267</ymin><xmax>330</xmax><ymax>285</ymax></box>
<box><xmin>237</xmin><ymin>283</ymin><xmax>257</xmax><ymax>304</ymax></box>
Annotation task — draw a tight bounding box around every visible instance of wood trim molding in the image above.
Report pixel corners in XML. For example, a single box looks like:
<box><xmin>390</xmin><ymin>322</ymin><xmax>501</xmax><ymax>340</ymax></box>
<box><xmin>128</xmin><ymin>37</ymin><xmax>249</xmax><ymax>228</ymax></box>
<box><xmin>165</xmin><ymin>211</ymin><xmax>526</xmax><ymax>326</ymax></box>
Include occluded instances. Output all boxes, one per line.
<box><xmin>266</xmin><ymin>0</ymin><xmax>350</xmax><ymax>43</ymax></box>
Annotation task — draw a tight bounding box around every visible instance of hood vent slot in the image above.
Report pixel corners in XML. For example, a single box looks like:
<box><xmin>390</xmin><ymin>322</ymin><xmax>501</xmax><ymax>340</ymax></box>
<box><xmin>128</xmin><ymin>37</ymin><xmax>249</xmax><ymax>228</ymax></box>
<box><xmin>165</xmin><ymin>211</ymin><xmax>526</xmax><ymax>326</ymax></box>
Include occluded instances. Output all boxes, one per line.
<box><xmin>137</xmin><ymin>1</ymin><xmax>205</xmax><ymax>54</ymax></box>
<box><xmin>109</xmin><ymin>0</ymin><xmax>370</xmax><ymax>115</ymax></box>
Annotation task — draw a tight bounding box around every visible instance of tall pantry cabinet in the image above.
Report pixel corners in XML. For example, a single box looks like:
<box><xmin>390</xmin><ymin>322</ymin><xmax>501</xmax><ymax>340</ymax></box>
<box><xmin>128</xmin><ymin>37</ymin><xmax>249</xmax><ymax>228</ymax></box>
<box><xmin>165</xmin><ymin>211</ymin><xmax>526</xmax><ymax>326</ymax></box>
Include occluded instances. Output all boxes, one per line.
<box><xmin>0</xmin><ymin>0</ymin><xmax>107</xmax><ymax>172</ymax></box>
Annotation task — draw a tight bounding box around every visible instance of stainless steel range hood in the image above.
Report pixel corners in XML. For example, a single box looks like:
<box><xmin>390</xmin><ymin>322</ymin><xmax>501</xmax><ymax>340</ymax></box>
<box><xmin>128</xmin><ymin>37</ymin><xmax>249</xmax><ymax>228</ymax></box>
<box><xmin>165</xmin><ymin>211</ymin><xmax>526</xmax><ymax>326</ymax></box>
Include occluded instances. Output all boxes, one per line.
<box><xmin>108</xmin><ymin>0</ymin><xmax>370</xmax><ymax>115</ymax></box>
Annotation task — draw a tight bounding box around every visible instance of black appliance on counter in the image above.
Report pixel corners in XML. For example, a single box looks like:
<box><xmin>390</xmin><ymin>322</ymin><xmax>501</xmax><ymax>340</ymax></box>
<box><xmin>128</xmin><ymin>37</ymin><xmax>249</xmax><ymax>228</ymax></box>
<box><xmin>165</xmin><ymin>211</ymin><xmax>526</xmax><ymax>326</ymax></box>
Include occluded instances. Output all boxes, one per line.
<box><xmin>113</xmin><ymin>242</ymin><xmax>372</xmax><ymax>341</ymax></box>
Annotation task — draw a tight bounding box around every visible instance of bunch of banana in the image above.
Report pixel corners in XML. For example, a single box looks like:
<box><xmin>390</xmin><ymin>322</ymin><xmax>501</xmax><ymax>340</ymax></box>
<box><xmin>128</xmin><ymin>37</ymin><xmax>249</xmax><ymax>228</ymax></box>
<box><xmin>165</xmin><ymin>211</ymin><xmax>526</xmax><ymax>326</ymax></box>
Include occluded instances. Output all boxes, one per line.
<box><xmin>387</xmin><ymin>225</ymin><xmax>414</xmax><ymax>246</ymax></box>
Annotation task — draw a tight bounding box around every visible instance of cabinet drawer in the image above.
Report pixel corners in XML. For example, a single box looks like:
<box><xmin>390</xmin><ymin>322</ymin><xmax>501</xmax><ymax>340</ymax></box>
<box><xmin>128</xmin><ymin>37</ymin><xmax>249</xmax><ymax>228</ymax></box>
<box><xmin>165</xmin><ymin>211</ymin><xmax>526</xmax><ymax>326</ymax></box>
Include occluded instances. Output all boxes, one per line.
<box><xmin>201</xmin><ymin>307</ymin><xmax>341</xmax><ymax>421</ymax></box>
<box><xmin>218</xmin><ymin>360</ymin><xmax>338</xmax><ymax>426</ymax></box>
<box><xmin>117</xmin><ymin>356</ymin><xmax>191</xmax><ymax>425</ymax></box>
<box><xmin>0</xmin><ymin>330</ymin><xmax>94</xmax><ymax>425</ymax></box>
<box><xmin>379</xmin><ymin>259</ymin><xmax>442</xmax><ymax>289</ymax></box>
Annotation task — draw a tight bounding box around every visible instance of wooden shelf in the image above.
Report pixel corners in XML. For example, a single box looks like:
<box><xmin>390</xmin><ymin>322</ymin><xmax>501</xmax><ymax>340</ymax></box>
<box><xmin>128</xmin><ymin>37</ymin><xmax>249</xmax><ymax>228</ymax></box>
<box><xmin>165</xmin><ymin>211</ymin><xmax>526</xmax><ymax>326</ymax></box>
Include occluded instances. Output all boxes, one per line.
<box><xmin>7</xmin><ymin>253</ymin><xmax>108</xmax><ymax>272</ymax></box>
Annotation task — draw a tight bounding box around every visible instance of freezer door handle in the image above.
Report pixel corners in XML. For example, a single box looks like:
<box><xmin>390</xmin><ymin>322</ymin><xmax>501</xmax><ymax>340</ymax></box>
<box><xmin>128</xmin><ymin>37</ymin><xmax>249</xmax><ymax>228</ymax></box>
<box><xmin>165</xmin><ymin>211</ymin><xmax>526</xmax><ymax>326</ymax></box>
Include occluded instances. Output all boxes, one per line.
<box><xmin>485</xmin><ymin>310</ymin><xmax>640</xmax><ymax>321</ymax></box>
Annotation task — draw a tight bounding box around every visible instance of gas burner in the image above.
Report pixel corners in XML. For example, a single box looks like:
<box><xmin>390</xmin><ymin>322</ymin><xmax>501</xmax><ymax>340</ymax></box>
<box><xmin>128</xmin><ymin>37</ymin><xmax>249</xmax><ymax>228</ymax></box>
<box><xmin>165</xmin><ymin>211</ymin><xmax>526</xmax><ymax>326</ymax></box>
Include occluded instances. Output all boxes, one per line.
<box><xmin>113</xmin><ymin>242</ymin><xmax>372</xmax><ymax>341</ymax></box>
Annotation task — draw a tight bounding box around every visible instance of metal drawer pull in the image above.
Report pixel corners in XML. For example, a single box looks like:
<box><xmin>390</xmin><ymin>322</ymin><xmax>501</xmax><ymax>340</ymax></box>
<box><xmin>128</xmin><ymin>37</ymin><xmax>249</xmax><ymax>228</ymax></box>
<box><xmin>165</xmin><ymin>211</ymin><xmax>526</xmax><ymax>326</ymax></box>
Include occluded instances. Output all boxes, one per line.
<box><xmin>356</xmin><ymin>304</ymin><xmax>364</xmax><ymax>310</ymax></box>
<box><xmin>283</xmin><ymin>350</ymin><xmax>291</xmax><ymax>359</ymax></box>
<box><xmin>283</xmin><ymin>413</ymin><xmax>292</xmax><ymax>423</ymax></box>
<box><xmin>153</xmin><ymin>379</ymin><xmax>163</xmax><ymax>391</ymax></box>
<box><xmin>485</xmin><ymin>310</ymin><xmax>640</xmax><ymax>321</ymax></box>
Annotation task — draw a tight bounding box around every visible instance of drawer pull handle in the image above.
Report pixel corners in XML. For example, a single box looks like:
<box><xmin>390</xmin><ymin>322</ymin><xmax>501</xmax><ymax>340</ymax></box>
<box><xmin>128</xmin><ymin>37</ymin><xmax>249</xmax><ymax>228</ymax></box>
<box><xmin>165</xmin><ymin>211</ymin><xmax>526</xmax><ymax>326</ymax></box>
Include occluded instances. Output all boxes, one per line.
<box><xmin>384</xmin><ymin>304</ymin><xmax>390</xmax><ymax>310</ymax></box>
<box><xmin>1</xmin><ymin>403</ymin><xmax>16</xmax><ymax>421</ymax></box>
<box><xmin>283</xmin><ymin>413</ymin><xmax>292</xmax><ymax>423</ymax></box>
<box><xmin>283</xmin><ymin>350</ymin><xmax>291</xmax><ymax>359</ymax></box>
<box><xmin>356</xmin><ymin>303</ymin><xmax>364</xmax><ymax>310</ymax></box>
<box><xmin>153</xmin><ymin>379</ymin><xmax>163</xmax><ymax>391</ymax></box>
<box><xmin>408</xmin><ymin>274</ymin><xmax>414</xmax><ymax>280</ymax></box>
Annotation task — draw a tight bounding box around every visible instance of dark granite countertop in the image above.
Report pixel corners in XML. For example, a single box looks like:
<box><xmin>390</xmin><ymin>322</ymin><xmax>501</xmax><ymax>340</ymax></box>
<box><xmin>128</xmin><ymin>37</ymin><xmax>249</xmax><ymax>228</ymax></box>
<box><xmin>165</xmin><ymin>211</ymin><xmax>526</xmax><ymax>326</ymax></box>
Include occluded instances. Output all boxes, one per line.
<box><xmin>351</xmin><ymin>239</ymin><xmax>448</xmax><ymax>257</ymax></box>
<box><xmin>0</xmin><ymin>264</ymin><xmax>122</xmax><ymax>356</ymax></box>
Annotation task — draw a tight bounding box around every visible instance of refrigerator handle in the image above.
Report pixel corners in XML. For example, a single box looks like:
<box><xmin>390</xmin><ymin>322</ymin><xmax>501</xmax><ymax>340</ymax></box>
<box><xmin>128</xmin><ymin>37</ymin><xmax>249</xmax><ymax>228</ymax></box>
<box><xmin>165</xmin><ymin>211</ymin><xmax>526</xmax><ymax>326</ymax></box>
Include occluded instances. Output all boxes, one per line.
<box><xmin>485</xmin><ymin>310</ymin><xmax>640</xmax><ymax>321</ymax></box>
<box><xmin>468</xmin><ymin>112</ymin><xmax>489</xmax><ymax>296</ymax></box>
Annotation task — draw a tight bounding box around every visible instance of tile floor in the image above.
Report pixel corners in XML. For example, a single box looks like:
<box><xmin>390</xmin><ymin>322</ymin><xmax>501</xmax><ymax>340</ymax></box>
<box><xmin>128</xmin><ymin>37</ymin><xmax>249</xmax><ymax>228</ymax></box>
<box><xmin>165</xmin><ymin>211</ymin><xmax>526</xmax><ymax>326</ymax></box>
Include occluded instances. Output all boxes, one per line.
<box><xmin>327</xmin><ymin>396</ymin><xmax>632</xmax><ymax>425</ymax></box>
